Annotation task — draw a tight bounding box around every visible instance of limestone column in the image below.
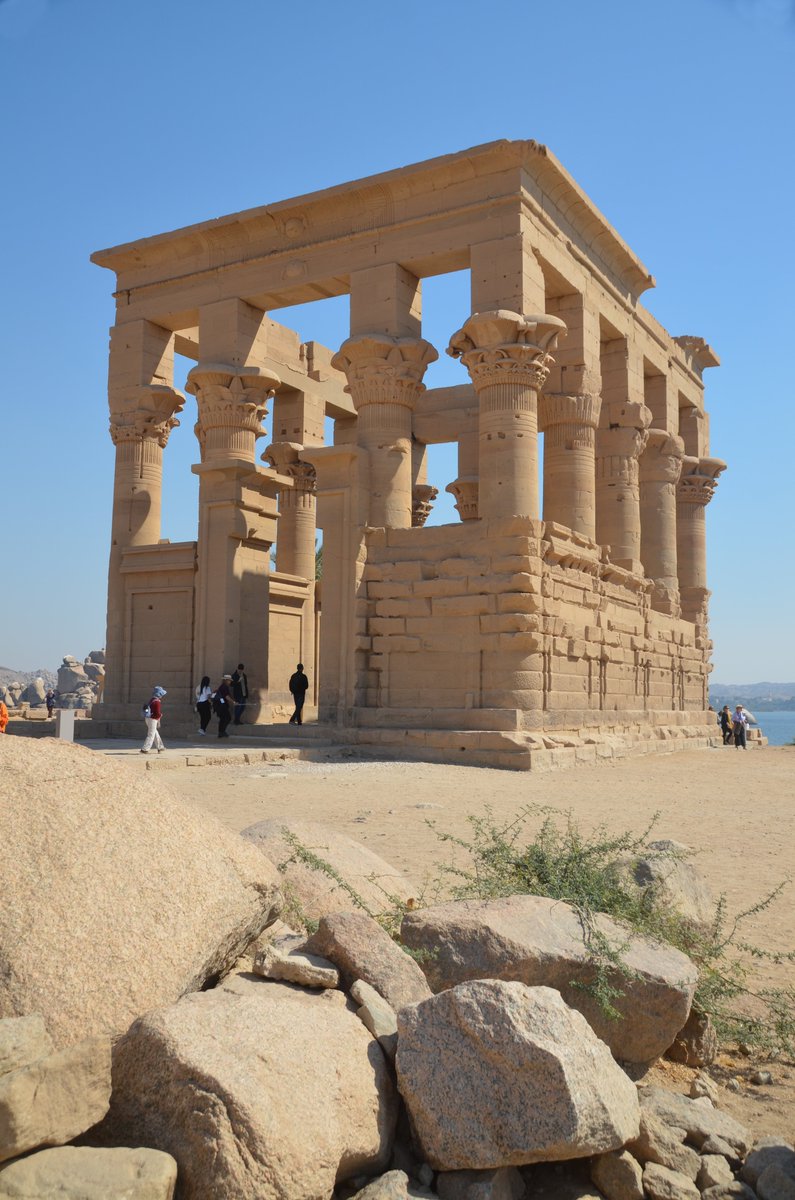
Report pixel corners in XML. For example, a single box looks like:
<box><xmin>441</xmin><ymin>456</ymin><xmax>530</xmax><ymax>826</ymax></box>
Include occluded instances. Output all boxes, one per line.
<box><xmin>105</xmin><ymin>387</ymin><xmax>184</xmax><ymax>705</ymax></box>
<box><xmin>676</xmin><ymin>455</ymin><xmax>726</xmax><ymax>623</ymax></box>
<box><xmin>411</xmin><ymin>440</ymin><xmax>437</xmax><ymax>527</ymax></box>
<box><xmin>538</xmin><ymin>393</ymin><xmax>602</xmax><ymax>538</ymax></box>
<box><xmin>264</xmin><ymin>442</ymin><xmax>318</xmax><ymax>582</ymax></box>
<box><xmin>595</xmin><ymin>400</ymin><xmax>652</xmax><ymax>572</ymax></box>
<box><xmin>447</xmin><ymin>311</ymin><xmax>565</xmax><ymax>520</ymax></box>
<box><xmin>330</xmin><ymin>335</ymin><xmax>437</xmax><ymax>528</ymax></box>
<box><xmin>639</xmin><ymin>429</ymin><xmax>685</xmax><ymax>615</ymax></box>
<box><xmin>446</xmin><ymin>423</ymin><xmax>479</xmax><ymax>520</ymax></box>
<box><xmin>186</xmin><ymin>363</ymin><xmax>280</xmax><ymax>698</ymax></box>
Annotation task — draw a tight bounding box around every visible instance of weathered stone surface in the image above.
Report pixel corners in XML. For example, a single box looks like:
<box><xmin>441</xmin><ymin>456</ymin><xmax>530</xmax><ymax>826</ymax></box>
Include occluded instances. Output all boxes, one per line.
<box><xmin>698</xmin><ymin>1156</ymin><xmax>735</xmax><ymax>1191</ymax></box>
<box><xmin>590</xmin><ymin>1150</ymin><xmax>644</xmax><ymax>1200</ymax></box>
<box><xmin>0</xmin><ymin>1016</ymin><xmax>53</xmax><ymax>1078</ymax></box>
<box><xmin>0</xmin><ymin>1145</ymin><xmax>177</xmax><ymax>1198</ymax></box>
<box><xmin>306</xmin><ymin>911</ymin><xmax>432</xmax><ymax>1011</ymax></box>
<box><xmin>627</xmin><ymin>1111</ymin><xmax>700</xmax><ymax>1180</ymax></box>
<box><xmin>436</xmin><ymin>1166</ymin><xmax>525</xmax><ymax>1199</ymax></box>
<box><xmin>638</xmin><ymin>1087</ymin><xmax>752</xmax><ymax>1155</ymax></box>
<box><xmin>0</xmin><ymin>1038</ymin><xmax>111</xmax><ymax>1164</ymax></box>
<box><xmin>690</xmin><ymin>1073</ymin><xmax>720</xmax><ymax>1104</ymax></box>
<box><xmin>701</xmin><ymin>1184</ymin><xmax>757</xmax><ymax>1200</ymax></box>
<box><xmin>742</xmin><ymin>1141</ymin><xmax>795</xmax><ymax>1188</ymax></box>
<box><xmin>396</xmin><ymin>981</ymin><xmax>639</xmax><ymax>1170</ymax></box>
<box><xmin>400</xmin><ymin>895</ymin><xmax>697</xmax><ymax>1063</ymax></box>
<box><xmin>352</xmin><ymin>1170</ymin><xmax>435</xmax><ymax>1198</ymax></box>
<box><xmin>252</xmin><ymin>941</ymin><xmax>339</xmax><ymax>988</ymax></box>
<box><xmin>98</xmin><ymin>977</ymin><xmax>397</xmax><ymax>1199</ymax></box>
<box><xmin>701</xmin><ymin>1137</ymin><xmax>741</xmax><ymax>1165</ymax></box>
<box><xmin>667</xmin><ymin>1010</ymin><xmax>718</xmax><ymax>1067</ymax></box>
<box><xmin>643</xmin><ymin>1162</ymin><xmax>700</xmax><ymax>1200</ymax></box>
<box><xmin>241</xmin><ymin>818</ymin><xmax>415</xmax><ymax>926</ymax></box>
<box><xmin>619</xmin><ymin>841</ymin><xmax>713</xmax><ymax>926</ymax></box>
<box><xmin>351</xmin><ymin>980</ymin><xmax>399</xmax><ymax>1061</ymax></box>
<box><xmin>0</xmin><ymin>738</ymin><xmax>282</xmax><ymax>1046</ymax></box>
<box><xmin>758</xmin><ymin>1164</ymin><xmax>795</xmax><ymax>1200</ymax></box>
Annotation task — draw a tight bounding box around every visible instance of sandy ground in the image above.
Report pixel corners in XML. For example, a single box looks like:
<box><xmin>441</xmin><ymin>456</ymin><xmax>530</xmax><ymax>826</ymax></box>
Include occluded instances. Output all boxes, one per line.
<box><xmin>154</xmin><ymin>743</ymin><xmax>795</xmax><ymax>1141</ymax></box>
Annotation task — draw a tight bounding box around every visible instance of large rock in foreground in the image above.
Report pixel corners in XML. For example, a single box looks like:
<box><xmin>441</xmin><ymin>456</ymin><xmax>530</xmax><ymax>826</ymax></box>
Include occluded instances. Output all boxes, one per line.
<box><xmin>396</xmin><ymin>981</ymin><xmax>640</xmax><ymax>1170</ymax></box>
<box><xmin>0</xmin><ymin>1145</ymin><xmax>177</xmax><ymax>1199</ymax></box>
<box><xmin>241</xmin><ymin>818</ymin><xmax>415</xmax><ymax>926</ymax></box>
<box><xmin>0</xmin><ymin>739</ymin><xmax>282</xmax><ymax>1046</ymax></box>
<box><xmin>97</xmin><ymin>975</ymin><xmax>397</xmax><ymax>1199</ymax></box>
<box><xmin>401</xmin><ymin>895</ymin><xmax>697</xmax><ymax>1063</ymax></box>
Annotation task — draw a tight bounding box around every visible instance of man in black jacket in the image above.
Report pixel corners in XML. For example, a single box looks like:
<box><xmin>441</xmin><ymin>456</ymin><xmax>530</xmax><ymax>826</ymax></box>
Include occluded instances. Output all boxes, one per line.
<box><xmin>231</xmin><ymin>664</ymin><xmax>248</xmax><ymax>725</ymax></box>
<box><xmin>288</xmin><ymin>663</ymin><xmax>309</xmax><ymax>726</ymax></box>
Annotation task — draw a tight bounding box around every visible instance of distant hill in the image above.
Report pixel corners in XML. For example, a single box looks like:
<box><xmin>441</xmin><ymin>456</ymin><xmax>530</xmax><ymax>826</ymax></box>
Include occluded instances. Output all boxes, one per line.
<box><xmin>711</xmin><ymin>682</ymin><xmax>795</xmax><ymax>711</ymax></box>
<box><xmin>0</xmin><ymin>665</ymin><xmax>57</xmax><ymax>689</ymax></box>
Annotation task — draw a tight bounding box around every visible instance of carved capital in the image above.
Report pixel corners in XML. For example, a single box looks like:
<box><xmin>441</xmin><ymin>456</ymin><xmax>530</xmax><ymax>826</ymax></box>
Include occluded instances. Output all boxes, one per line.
<box><xmin>445</xmin><ymin>477</ymin><xmax>479</xmax><ymax>521</ymax></box>
<box><xmin>447</xmin><ymin>310</ymin><xmax>566</xmax><ymax>392</ymax></box>
<box><xmin>538</xmin><ymin>392</ymin><xmax>601</xmax><ymax>449</ymax></box>
<box><xmin>187</xmin><ymin>363</ymin><xmax>280</xmax><ymax>438</ymax></box>
<box><xmin>109</xmin><ymin>385</ymin><xmax>185</xmax><ymax>449</ymax></box>
<box><xmin>411</xmin><ymin>483</ymin><xmax>438</xmax><ymax>528</ymax></box>
<box><xmin>331</xmin><ymin>335</ymin><xmax>438</xmax><ymax>410</ymax></box>
<box><xmin>677</xmin><ymin>456</ymin><xmax>726</xmax><ymax>507</ymax></box>
<box><xmin>640</xmin><ymin>429</ymin><xmax>685</xmax><ymax>485</ymax></box>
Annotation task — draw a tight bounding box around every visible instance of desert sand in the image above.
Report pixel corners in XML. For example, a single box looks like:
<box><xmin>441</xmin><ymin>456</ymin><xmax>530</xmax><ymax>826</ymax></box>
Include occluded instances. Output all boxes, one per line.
<box><xmin>156</xmin><ymin>742</ymin><xmax>795</xmax><ymax>1140</ymax></box>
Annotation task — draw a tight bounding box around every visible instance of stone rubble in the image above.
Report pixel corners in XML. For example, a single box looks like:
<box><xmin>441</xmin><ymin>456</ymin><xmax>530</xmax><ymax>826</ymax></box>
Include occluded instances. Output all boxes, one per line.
<box><xmin>306</xmin><ymin>910</ymin><xmax>433</xmax><ymax>1011</ymax></box>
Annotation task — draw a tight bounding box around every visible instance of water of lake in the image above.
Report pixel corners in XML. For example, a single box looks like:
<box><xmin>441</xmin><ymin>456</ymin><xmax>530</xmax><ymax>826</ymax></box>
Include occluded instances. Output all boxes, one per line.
<box><xmin>750</xmin><ymin>711</ymin><xmax>795</xmax><ymax>747</ymax></box>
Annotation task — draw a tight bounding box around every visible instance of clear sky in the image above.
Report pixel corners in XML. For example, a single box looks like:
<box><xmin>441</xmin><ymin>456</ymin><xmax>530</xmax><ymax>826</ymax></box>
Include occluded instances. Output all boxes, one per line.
<box><xmin>0</xmin><ymin>0</ymin><xmax>792</xmax><ymax>684</ymax></box>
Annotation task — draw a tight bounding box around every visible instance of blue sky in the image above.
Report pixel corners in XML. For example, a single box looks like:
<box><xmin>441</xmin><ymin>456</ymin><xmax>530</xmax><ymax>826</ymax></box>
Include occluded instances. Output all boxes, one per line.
<box><xmin>0</xmin><ymin>0</ymin><xmax>792</xmax><ymax>683</ymax></box>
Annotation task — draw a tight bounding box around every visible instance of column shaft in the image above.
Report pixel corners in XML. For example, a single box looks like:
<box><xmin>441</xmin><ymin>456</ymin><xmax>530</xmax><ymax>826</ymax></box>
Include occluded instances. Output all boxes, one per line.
<box><xmin>595</xmin><ymin>402</ymin><xmax>652</xmax><ymax>572</ymax></box>
<box><xmin>539</xmin><ymin>393</ymin><xmax>601</xmax><ymax>538</ymax></box>
<box><xmin>639</xmin><ymin>429</ymin><xmax>684</xmax><ymax>614</ymax></box>
<box><xmin>448</xmin><ymin>311</ymin><xmax>565</xmax><ymax>521</ymax></box>
<box><xmin>676</xmin><ymin>456</ymin><xmax>726</xmax><ymax>622</ymax></box>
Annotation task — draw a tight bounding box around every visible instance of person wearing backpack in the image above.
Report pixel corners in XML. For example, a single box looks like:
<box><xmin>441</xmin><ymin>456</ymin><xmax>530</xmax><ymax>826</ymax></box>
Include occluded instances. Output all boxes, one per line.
<box><xmin>141</xmin><ymin>686</ymin><xmax>167</xmax><ymax>754</ymax></box>
<box><xmin>213</xmin><ymin>674</ymin><xmax>233</xmax><ymax>738</ymax></box>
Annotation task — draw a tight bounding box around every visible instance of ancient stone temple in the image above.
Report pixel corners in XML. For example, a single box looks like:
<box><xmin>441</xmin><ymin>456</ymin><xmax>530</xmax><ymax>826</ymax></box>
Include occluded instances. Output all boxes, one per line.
<box><xmin>92</xmin><ymin>140</ymin><xmax>724</xmax><ymax>766</ymax></box>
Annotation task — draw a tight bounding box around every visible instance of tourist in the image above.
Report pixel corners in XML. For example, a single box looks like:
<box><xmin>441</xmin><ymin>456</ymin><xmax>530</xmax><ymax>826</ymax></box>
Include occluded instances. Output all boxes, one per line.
<box><xmin>45</xmin><ymin>690</ymin><xmax>55</xmax><ymax>718</ymax></box>
<box><xmin>732</xmin><ymin>704</ymin><xmax>749</xmax><ymax>750</ymax></box>
<box><xmin>0</xmin><ymin>700</ymin><xmax>8</xmax><ymax>734</ymax></box>
<box><xmin>232</xmin><ymin>663</ymin><xmax>248</xmax><ymax>725</ymax></box>
<box><xmin>214</xmin><ymin>674</ymin><xmax>233</xmax><ymax>738</ymax></box>
<box><xmin>288</xmin><ymin>663</ymin><xmax>309</xmax><ymax>726</ymax></box>
<box><xmin>194</xmin><ymin>675</ymin><xmax>213</xmax><ymax>735</ymax></box>
<box><xmin>141</xmin><ymin>686</ymin><xmax>167</xmax><ymax>755</ymax></box>
<box><xmin>719</xmin><ymin>705</ymin><xmax>733</xmax><ymax>745</ymax></box>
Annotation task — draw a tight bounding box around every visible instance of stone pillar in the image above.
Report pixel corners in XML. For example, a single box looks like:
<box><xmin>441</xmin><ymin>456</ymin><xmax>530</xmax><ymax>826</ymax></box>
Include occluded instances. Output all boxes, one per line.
<box><xmin>446</xmin><ymin>423</ymin><xmax>479</xmax><ymax>520</ymax></box>
<box><xmin>104</xmin><ymin>318</ymin><xmax>184</xmax><ymax>707</ymax></box>
<box><xmin>538</xmin><ymin>393</ymin><xmax>601</xmax><ymax>538</ymax></box>
<box><xmin>447</xmin><ymin>311</ymin><xmax>565</xmax><ymax>520</ymax></box>
<box><xmin>639</xmin><ymin>429</ymin><xmax>685</xmax><ymax>615</ymax></box>
<box><xmin>676</xmin><ymin>455</ymin><xmax>726</xmax><ymax>623</ymax></box>
<box><xmin>264</xmin><ymin>442</ymin><xmax>318</xmax><ymax>582</ymax></box>
<box><xmin>595</xmin><ymin>400</ymin><xmax>652</xmax><ymax>573</ymax></box>
<box><xmin>187</xmin><ymin>362</ymin><xmax>281</xmax><ymax>706</ymax></box>
<box><xmin>330</xmin><ymin>335</ymin><xmax>437</xmax><ymax>528</ymax></box>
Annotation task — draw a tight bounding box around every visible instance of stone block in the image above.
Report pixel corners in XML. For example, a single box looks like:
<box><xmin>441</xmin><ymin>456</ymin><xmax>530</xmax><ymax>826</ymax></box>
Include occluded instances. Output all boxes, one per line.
<box><xmin>480</xmin><ymin>614</ymin><xmax>538</xmax><ymax>634</ymax></box>
<box><xmin>376</xmin><ymin>598</ymin><xmax>432</xmax><ymax>618</ymax></box>
<box><xmin>0</xmin><ymin>1016</ymin><xmax>53</xmax><ymax>1079</ymax></box>
<box><xmin>495</xmin><ymin>591</ymin><xmax>542</xmax><ymax>613</ymax></box>
<box><xmin>438</xmin><ymin>557</ymin><xmax>490</xmax><ymax>578</ymax></box>
<box><xmin>0</xmin><ymin>1146</ymin><xmax>178</xmax><ymax>1199</ymax></box>
<box><xmin>432</xmin><ymin>595</ymin><xmax>495</xmax><ymax>618</ymax></box>
<box><xmin>369</xmin><ymin>617</ymin><xmax>407</xmax><ymax>637</ymax></box>
<box><xmin>372</xmin><ymin>637</ymin><xmax>421</xmax><ymax>654</ymax></box>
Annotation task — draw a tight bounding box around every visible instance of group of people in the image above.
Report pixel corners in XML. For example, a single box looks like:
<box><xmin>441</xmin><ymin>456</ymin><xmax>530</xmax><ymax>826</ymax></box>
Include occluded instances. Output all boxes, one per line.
<box><xmin>140</xmin><ymin>662</ymin><xmax>310</xmax><ymax>753</ymax></box>
<box><xmin>718</xmin><ymin>703</ymin><xmax>751</xmax><ymax>749</ymax></box>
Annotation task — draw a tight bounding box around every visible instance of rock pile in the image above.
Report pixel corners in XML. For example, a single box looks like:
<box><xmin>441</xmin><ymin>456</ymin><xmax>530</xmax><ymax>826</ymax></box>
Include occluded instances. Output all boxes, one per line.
<box><xmin>0</xmin><ymin>651</ymin><xmax>105</xmax><ymax>713</ymax></box>
<box><xmin>1</xmin><ymin>739</ymin><xmax>792</xmax><ymax>1199</ymax></box>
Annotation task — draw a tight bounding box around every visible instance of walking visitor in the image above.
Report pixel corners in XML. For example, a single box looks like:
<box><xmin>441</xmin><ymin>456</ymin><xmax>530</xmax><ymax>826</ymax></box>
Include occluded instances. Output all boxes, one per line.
<box><xmin>214</xmin><ymin>674</ymin><xmax>233</xmax><ymax>738</ymax></box>
<box><xmin>732</xmin><ymin>703</ymin><xmax>749</xmax><ymax>750</ymax></box>
<box><xmin>232</xmin><ymin>663</ymin><xmax>248</xmax><ymax>725</ymax></box>
<box><xmin>195</xmin><ymin>675</ymin><xmax>213</xmax><ymax>735</ymax></box>
<box><xmin>141</xmin><ymin>686</ymin><xmax>167</xmax><ymax>755</ymax></box>
<box><xmin>288</xmin><ymin>663</ymin><xmax>309</xmax><ymax>726</ymax></box>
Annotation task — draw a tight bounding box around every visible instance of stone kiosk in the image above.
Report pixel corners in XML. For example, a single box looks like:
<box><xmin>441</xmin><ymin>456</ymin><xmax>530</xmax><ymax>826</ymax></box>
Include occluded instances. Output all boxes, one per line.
<box><xmin>93</xmin><ymin>140</ymin><xmax>724</xmax><ymax>767</ymax></box>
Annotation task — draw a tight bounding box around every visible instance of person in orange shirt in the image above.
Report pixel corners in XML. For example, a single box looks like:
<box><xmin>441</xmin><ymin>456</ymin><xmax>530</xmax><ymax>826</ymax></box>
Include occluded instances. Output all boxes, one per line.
<box><xmin>0</xmin><ymin>701</ymin><xmax>9</xmax><ymax>733</ymax></box>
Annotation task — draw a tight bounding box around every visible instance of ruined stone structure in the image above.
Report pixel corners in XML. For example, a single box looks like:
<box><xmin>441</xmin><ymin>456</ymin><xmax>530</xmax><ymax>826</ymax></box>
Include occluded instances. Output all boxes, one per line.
<box><xmin>93</xmin><ymin>141</ymin><xmax>724</xmax><ymax>762</ymax></box>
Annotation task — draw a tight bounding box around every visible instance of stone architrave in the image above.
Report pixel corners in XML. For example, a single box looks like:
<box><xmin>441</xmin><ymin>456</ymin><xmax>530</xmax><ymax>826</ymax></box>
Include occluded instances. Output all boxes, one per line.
<box><xmin>448</xmin><ymin>311</ymin><xmax>566</xmax><ymax>521</ymax></box>
<box><xmin>400</xmin><ymin>894</ymin><xmax>697</xmax><ymax>1064</ymax></box>
<box><xmin>676</xmin><ymin>456</ymin><xmax>726</xmax><ymax>624</ymax></box>
<box><xmin>105</xmin><ymin>385</ymin><xmax>184</xmax><ymax>706</ymax></box>
<box><xmin>640</xmin><ymin>430</ymin><xmax>685</xmax><ymax>615</ymax></box>
<box><xmin>263</xmin><ymin>441</ymin><xmax>318</xmax><ymax>582</ymax></box>
<box><xmin>445</xmin><ymin>477</ymin><xmax>479</xmax><ymax>521</ymax></box>
<box><xmin>396</xmin><ymin>981</ymin><xmax>640</xmax><ymax>1171</ymax></box>
<box><xmin>595</xmin><ymin>400</ymin><xmax>653</xmax><ymax>573</ymax></box>
<box><xmin>412</xmin><ymin>483</ymin><xmax>438</xmax><ymax>528</ymax></box>
<box><xmin>539</xmin><ymin>391</ymin><xmax>602</xmax><ymax>539</ymax></box>
<box><xmin>331</xmin><ymin>335</ymin><xmax>438</xmax><ymax>529</ymax></box>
